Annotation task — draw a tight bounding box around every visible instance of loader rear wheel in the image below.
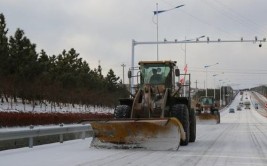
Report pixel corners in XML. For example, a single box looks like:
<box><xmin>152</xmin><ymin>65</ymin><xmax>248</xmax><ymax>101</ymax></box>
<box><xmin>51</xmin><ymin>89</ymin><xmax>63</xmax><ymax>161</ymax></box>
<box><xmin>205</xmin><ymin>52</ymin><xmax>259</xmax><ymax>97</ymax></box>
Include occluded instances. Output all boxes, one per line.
<box><xmin>170</xmin><ymin>104</ymin><xmax>189</xmax><ymax>146</ymax></box>
<box><xmin>114</xmin><ymin>105</ymin><xmax>131</xmax><ymax>119</ymax></box>
<box><xmin>189</xmin><ymin>109</ymin><xmax>196</xmax><ymax>142</ymax></box>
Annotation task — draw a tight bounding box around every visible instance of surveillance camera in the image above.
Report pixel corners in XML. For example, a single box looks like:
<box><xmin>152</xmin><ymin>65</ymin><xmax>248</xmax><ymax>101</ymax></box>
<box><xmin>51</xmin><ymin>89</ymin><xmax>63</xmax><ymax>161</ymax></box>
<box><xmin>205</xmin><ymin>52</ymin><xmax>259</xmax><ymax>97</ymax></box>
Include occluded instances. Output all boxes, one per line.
<box><xmin>259</xmin><ymin>43</ymin><xmax>262</xmax><ymax>47</ymax></box>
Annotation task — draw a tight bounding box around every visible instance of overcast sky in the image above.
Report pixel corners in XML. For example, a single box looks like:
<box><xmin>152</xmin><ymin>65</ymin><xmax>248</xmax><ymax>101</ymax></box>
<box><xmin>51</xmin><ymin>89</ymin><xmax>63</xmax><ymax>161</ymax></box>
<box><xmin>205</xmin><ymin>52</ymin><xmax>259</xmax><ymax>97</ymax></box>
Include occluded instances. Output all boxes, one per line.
<box><xmin>1</xmin><ymin>0</ymin><xmax>267</xmax><ymax>89</ymax></box>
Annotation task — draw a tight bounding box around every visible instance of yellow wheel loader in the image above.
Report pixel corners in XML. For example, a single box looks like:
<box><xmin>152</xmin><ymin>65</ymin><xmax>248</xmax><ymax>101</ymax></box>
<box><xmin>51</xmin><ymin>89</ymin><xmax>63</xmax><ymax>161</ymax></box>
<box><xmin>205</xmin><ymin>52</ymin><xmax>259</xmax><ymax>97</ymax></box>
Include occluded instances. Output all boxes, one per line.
<box><xmin>195</xmin><ymin>96</ymin><xmax>220</xmax><ymax>124</ymax></box>
<box><xmin>87</xmin><ymin>61</ymin><xmax>196</xmax><ymax>151</ymax></box>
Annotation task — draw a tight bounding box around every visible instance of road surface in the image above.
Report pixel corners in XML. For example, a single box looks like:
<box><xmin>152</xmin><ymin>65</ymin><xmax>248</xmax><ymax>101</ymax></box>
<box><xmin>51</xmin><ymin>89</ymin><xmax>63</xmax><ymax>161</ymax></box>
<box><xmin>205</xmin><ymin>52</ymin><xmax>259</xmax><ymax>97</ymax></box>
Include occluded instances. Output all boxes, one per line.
<box><xmin>1</xmin><ymin>91</ymin><xmax>267</xmax><ymax>166</ymax></box>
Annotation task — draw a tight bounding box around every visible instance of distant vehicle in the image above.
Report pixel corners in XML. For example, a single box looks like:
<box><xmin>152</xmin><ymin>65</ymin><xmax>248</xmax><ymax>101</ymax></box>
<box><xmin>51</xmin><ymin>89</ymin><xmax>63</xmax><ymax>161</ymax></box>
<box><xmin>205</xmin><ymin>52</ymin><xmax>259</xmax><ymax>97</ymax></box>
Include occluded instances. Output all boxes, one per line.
<box><xmin>239</xmin><ymin>102</ymin><xmax>243</xmax><ymax>107</ymax></box>
<box><xmin>237</xmin><ymin>106</ymin><xmax>242</xmax><ymax>111</ymax></box>
<box><xmin>244</xmin><ymin>101</ymin><xmax>251</xmax><ymax>109</ymax></box>
<box><xmin>229</xmin><ymin>108</ymin><xmax>235</xmax><ymax>113</ymax></box>
<box><xmin>195</xmin><ymin>96</ymin><xmax>220</xmax><ymax>124</ymax></box>
<box><xmin>255</xmin><ymin>103</ymin><xmax>258</xmax><ymax>109</ymax></box>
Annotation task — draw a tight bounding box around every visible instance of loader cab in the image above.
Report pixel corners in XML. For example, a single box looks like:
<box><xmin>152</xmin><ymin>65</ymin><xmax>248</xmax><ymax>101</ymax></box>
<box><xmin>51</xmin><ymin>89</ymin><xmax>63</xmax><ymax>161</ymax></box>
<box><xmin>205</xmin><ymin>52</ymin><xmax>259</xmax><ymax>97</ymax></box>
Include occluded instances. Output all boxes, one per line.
<box><xmin>139</xmin><ymin>61</ymin><xmax>176</xmax><ymax>89</ymax></box>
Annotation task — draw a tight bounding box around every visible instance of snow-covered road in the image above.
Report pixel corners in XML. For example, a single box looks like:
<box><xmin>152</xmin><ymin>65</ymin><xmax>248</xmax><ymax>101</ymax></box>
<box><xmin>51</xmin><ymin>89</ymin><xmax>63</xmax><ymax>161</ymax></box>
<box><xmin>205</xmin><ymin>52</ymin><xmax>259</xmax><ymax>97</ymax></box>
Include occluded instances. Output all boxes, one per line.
<box><xmin>1</xmin><ymin>92</ymin><xmax>267</xmax><ymax>166</ymax></box>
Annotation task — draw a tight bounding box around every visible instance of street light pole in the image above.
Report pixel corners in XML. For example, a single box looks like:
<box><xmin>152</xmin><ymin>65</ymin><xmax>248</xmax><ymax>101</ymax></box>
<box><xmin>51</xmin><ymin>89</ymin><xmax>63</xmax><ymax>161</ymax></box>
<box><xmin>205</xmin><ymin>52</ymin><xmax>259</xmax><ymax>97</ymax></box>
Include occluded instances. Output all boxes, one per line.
<box><xmin>181</xmin><ymin>35</ymin><xmax>205</xmax><ymax>67</ymax></box>
<box><xmin>121</xmin><ymin>63</ymin><xmax>126</xmax><ymax>84</ymax></box>
<box><xmin>184</xmin><ymin>36</ymin><xmax>186</xmax><ymax>66</ymax></box>
<box><xmin>204</xmin><ymin>62</ymin><xmax>219</xmax><ymax>97</ymax></box>
<box><xmin>181</xmin><ymin>35</ymin><xmax>205</xmax><ymax>96</ymax></box>
<box><xmin>222</xmin><ymin>82</ymin><xmax>226</xmax><ymax>106</ymax></box>
<box><xmin>219</xmin><ymin>80</ymin><xmax>228</xmax><ymax>107</ymax></box>
<box><xmin>219</xmin><ymin>80</ymin><xmax>222</xmax><ymax>107</ymax></box>
<box><xmin>213</xmin><ymin>72</ymin><xmax>224</xmax><ymax>100</ymax></box>
<box><xmin>153</xmin><ymin>4</ymin><xmax>185</xmax><ymax>61</ymax></box>
<box><xmin>205</xmin><ymin>67</ymin><xmax>208</xmax><ymax>96</ymax></box>
<box><xmin>213</xmin><ymin>74</ymin><xmax>217</xmax><ymax>99</ymax></box>
<box><xmin>156</xmin><ymin>3</ymin><xmax>159</xmax><ymax>60</ymax></box>
<box><xmin>220</xmin><ymin>80</ymin><xmax>230</xmax><ymax>106</ymax></box>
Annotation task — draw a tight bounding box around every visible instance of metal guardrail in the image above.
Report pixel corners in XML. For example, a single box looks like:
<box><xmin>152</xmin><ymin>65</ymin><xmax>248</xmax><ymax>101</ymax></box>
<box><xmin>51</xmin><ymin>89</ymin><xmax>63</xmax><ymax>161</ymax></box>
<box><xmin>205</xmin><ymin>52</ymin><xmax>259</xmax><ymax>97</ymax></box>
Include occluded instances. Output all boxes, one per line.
<box><xmin>0</xmin><ymin>124</ymin><xmax>92</xmax><ymax>148</ymax></box>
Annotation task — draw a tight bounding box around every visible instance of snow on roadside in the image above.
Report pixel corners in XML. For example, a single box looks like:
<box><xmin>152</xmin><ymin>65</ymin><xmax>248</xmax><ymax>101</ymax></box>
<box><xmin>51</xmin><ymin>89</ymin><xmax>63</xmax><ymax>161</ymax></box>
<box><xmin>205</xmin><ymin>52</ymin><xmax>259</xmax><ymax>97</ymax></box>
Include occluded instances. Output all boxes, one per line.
<box><xmin>0</xmin><ymin>98</ymin><xmax>114</xmax><ymax>114</ymax></box>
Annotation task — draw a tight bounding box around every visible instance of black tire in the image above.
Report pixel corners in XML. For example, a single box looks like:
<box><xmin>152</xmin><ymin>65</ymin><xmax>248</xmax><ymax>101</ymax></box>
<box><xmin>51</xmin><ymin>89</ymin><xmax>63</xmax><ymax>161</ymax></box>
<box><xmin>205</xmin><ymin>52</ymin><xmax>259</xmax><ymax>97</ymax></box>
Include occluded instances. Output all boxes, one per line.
<box><xmin>214</xmin><ymin>110</ymin><xmax>220</xmax><ymax>124</ymax></box>
<box><xmin>189</xmin><ymin>109</ymin><xmax>196</xmax><ymax>142</ymax></box>
<box><xmin>114</xmin><ymin>105</ymin><xmax>131</xmax><ymax>119</ymax></box>
<box><xmin>170</xmin><ymin>104</ymin><xmax>189</xmax><ymax>146</ymax></box>
<box><xmin>195</xmin><ymin>110</ymin><xmax>200</xmax><ymax>116</ymax></box>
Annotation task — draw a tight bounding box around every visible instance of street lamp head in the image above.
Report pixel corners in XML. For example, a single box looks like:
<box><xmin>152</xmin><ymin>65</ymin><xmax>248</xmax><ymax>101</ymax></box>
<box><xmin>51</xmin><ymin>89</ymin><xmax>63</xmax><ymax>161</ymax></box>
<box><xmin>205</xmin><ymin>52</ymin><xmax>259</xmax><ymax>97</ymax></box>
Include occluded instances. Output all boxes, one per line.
<box><xmin>153</xmin><ymin>4</ymin><xmax>185</xmax><ymax>15</ymax></box>
<box><xmin>153</xmin><ymin>10</ymin><xmax>167</xmax><ymax>15</ymax></box>
<box><xmin>196</xmin><ymin>35</ymin><xmax>205</xmax><ymax>42</ymax></box>
<box><xmin>175</xmin><ymin>4</ymin><xmax>185</xmax><ymax>9</ymax></box>
<box><xmin>204</xmin><ymin>62</ymin><xmax>219</xmax><ymax>68</ymax></box>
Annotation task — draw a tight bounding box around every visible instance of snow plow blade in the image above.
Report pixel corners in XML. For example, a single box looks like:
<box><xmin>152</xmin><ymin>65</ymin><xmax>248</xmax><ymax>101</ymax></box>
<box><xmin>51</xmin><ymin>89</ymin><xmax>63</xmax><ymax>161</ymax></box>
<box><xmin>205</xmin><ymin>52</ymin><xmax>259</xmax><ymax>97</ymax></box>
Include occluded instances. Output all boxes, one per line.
<box><xmin>196</xmin><ymin>112</ymin><xmax>220</xmax><ymax>124</ymax></box>
<box><xmin>89</xmin><ymin>118</ymin><xmax>185</xmax><ymax>151</ymax></box>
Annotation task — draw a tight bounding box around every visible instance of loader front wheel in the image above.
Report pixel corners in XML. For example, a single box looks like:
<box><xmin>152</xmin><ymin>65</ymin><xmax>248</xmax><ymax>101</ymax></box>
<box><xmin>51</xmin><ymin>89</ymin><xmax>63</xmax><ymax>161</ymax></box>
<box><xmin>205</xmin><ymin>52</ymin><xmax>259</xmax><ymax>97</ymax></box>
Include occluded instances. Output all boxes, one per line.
<box><xmin>171</xmin><ymin>104</ymin><xmax>189</xmax><ymax>146</ymax></box>
<box><xmin>114</xmin><ymin>105</ymin><xmax>131</xmax><ymax>119</ymax></box>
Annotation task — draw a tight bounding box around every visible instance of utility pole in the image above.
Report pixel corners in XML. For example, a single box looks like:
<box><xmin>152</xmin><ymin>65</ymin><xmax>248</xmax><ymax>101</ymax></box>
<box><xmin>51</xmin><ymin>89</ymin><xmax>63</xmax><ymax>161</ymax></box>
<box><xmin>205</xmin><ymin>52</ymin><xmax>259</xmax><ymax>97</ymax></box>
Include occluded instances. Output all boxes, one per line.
<box><xmin>121</xmin><ymin>64</ymin><xmax>126</xmax><ymax>84</ymax></box>
<box><xmin>195</xmin><ymin>80</ymin><xmax>198</xmax><ymax>89</ymax></box>
<box><xmin>194</xmin><ymin>80</ymin><xmax>198</xmax><ymax>100</ymax></box>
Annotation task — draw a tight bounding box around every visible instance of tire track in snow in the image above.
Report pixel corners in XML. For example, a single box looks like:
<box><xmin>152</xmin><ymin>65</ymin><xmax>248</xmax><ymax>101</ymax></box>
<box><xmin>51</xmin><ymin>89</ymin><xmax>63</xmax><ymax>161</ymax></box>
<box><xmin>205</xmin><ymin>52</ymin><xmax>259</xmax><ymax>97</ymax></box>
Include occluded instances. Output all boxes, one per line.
<box><xmin>247</xmin><ymin>107</ymin><xmax>267</xmax><ymax>162</ymax></box>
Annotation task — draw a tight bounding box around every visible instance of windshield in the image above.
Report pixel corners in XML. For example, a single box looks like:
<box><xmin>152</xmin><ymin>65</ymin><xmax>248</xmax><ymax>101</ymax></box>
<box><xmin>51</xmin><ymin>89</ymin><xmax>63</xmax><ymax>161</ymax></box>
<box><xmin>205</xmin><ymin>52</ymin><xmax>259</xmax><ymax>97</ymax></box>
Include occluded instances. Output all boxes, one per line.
<box><xmin>200</xmin><ymin>97</ymin><xmax>213</xmax><ymax>105</ymax></box>
<box><xmin>140</xmin><ymin>63</ymin><xmax>171</xmax><ymax>85</ymax></box>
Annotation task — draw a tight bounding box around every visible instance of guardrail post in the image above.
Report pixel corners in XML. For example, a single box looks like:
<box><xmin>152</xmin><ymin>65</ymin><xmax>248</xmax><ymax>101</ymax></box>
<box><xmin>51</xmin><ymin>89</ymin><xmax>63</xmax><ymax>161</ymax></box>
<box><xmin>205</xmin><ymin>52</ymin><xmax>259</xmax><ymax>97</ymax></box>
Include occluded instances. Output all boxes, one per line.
<box><xmin>81</xmin><ymin>131</ymin><xmax>86</xmax><ymax>139</ymax></box>
<box><xmin>81</xmin><ymin>123</ymin><xmax>86</xmax><ymax>139</ymax></box>
<box><xmin>59</xmin><ymin>123</ymin><xmax>64</xmax><ymax>143</ymax></box>
<box><xmin>29</xmin><ymin>125</ymin><xmax>34</xmax><ymax>148</ymax></box>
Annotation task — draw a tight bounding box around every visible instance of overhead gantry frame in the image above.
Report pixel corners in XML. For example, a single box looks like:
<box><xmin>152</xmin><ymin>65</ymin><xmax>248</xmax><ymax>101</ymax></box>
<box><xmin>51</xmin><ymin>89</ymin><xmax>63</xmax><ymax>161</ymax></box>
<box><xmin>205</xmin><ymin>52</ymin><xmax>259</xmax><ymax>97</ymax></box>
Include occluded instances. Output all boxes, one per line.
<box><xmin>130</xmin><ymin>37</ymin><xmax>266</xmax><ymax>94</ymax></box>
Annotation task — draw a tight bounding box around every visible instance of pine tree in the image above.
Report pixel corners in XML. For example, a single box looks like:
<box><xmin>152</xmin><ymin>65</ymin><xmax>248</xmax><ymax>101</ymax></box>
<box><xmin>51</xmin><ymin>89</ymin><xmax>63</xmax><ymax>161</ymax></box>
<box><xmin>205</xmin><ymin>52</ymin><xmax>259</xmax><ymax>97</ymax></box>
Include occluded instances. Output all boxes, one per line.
<box><xmin>0</xmin><ymin>13</ymin><xmax>9</xmax><ymax>76</ymax></box>
<box><xmin>105</xmin><ymin>69</ymin><xmax>120</xmax><ymax>90</ymax></box>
